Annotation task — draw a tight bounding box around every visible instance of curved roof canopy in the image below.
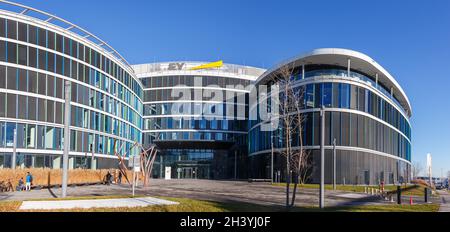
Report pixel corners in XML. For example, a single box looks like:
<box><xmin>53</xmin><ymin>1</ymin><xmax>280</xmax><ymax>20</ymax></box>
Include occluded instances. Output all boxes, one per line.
<box><xmin>257</xmin><ymin>48</ymin><xmax>412</xmax><ymax>117</ymax></box>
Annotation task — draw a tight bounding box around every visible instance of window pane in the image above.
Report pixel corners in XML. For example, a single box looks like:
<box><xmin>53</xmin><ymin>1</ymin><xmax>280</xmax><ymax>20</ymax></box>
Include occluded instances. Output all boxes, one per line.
<box><xmin>7</xmin><ymin>20</ymin><xmax>16</xmax><ymax>39</ymax></box>
<box><xmin>38</xmin><ymin>49</ymin><xmax>46</xmax><ymax>70</ymax></box>
<box><xmin>7</xmin><ymin>42</ymin><xmax>16</xmax><ymax>64</ymax></box>
<box><xmin>18</xmin><ymin>44</ymin><xmax>27</xmax><ymax>65</ymax></box>
<box><xmin>18</xmin><ymin>69</ymin><xmax>27</xmax><ymax>92</ymax></box>
<box><xmin>38</xmin><ymin>28</ymin><xmax>46</xmax><ymax>47</ymax></box>
<box><xmin>45</xmin><ymin>127</ymin><xmax>54</xmax><ymax>149</ymax></box>
<box><xmin>28</xmin><ymin>96</ymin><xmax>36</xmax><ymax>121</ymax></box>
<box><xmin>28</xmin><ymin>71</ymin><xmax>37</xmax><ymax>93</ymax></box>
<box><xmin>0</xmin><ymin>18</ymin><xmax>5</xmax><ymax>37</ymax></box>
<box><xmin>18</xmin><ymin>22</ymin><xmax>27</xmax><ymax>42</ymax></box>
<box><xmin>6</xmin><ymin>93</ymin><xmax>16</xmax><ymax>118</ymax></box>
<box><xmin>0</xmin><ymin>92</ymin><xmax>5</xmax><ymax>117</ymax></box>
<box><xmin>38</xmin><ymin>73</ymin><xmax>46</xmax><ymax>95</ymax></box>
<box><xmin>28</xmin><ymin>25</ymin><xmax>37</xmax><ymax>44</ymax></box>
<box><xmin>28</xmin><ymin>47</ymin><xmax>37</xmax><ymax>68</ymax></box>
<box><xmin>38</xmin><ymin>98</ymin><xmax>45</xmax><ymax>121</ymax></box>
<box><xmin>0</xmin><ymin>65</ymin><xmax>5</xmax><ymax>88</ymax></box>
<box><xmin>47</xmin><ymin>75</ymin><xmax>54</xmax><ymax>97</ymax></box>
<box><xmin>47</xmin><ymin>100</ymin><xmax>54</xmax><ymax>123</ymax></box>
<box><xmin>17</xmin><ymin>95</ymin><xmax>26</xmax><ymax>119</ymax></box>
<box><xmin>322</xmin><ymin>83</ymin><xmax>332</xmax><ymax>107</ymax></box>
<box><xmin>27</xmin><ymin>124</ymin><xmax>36</xmax><ymax>148</ymax></box>
<box><xmin>5</xmin><ymin>122</ymin><xmax>16</xmax><ymax>147</ymax></box>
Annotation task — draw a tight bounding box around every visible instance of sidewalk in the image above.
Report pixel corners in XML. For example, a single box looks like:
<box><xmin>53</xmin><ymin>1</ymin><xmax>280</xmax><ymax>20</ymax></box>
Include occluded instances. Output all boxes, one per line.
<box><xmin>438</xmin><ymin>190</ymin><xmax>450</xmax><ymax>212</ymax></box>
<box><xmin>19</xmin><ymin>196</ymin><xmax>178</xmax><ymax>210</ymax></box>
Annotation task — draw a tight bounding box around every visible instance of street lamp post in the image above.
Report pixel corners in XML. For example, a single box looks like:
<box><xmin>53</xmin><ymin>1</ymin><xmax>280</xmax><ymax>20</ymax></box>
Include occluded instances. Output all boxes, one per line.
<box><xmin>62</xmin><ymin>80</ymin><xmax>71</xmax><ymax>198</ymax></box>
<box><xmin>11</xmin><ymin>129</ymin><xmax>17</xmax><ymax>169</ymax></box>
<box><xmin>333</xmin><ymin>138</ymin><xmax>337</xmax><ymax>191</ymax></box>
<box><xmin>271</xmin><ymin>133</ymin><xmax>274</xmax><ymax>184</ymax></box>
<box><xmin>270</xmin><ymin>118</ymin><xmax>276</xmax><ymax>184</ymax></box>
<box><xmin>320</xmin><ymin>106</ymin><xmax>325</xmax><ymax>209</ymax></box>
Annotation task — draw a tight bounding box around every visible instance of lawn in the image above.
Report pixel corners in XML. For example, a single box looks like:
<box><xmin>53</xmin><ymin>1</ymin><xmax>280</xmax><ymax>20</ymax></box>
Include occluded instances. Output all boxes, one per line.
<box><xmin>272</xmin><ymin>183</ymin><xmax>432</xmax><ymax>196</ymax></box>
<box><xmin>0</xmin><ymin>196</ymin><xmax>440</xmax><ymax>212</ymax></box>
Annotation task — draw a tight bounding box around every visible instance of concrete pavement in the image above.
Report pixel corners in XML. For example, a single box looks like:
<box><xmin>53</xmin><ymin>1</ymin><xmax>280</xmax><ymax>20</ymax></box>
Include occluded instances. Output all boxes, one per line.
<box><xmin>438</xmin><ymin>190</ymin><xmax>450</xmax><ymax>212</ymax></box>
<box><xmin>19</xmin><ymin>197</ymin><xmax>178</xmax><ymax>210</ymax></box>
<box><xmin>1</xmin><ymin>179</ymin><xmax>390</xmax><ymax>208</ymax></box>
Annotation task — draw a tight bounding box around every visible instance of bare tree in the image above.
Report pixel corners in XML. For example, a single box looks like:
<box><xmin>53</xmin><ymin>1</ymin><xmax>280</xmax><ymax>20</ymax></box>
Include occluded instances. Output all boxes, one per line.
<box><xmin>113</xmin><ymin>140</ymin><xmax>158</xmax><ymax>187</ymax></box>
<box><xmin>296</xmin><ymin>151</ymin><xmax>312</xmax><ymax>185</ymax></box>
<box><xmin>268</xmin><ymin>64</ymin><xmax>309</xmax><ymax>210</ymax></box>
<box><xmin>412</xmin><ymin>161</ymin><xmax>423</xmax><ymax>180</ymax></box>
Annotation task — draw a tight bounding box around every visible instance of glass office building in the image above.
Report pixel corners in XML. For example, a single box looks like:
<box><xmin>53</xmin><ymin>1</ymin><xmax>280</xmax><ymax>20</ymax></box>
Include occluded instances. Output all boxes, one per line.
<box><xmin>249</xmin><ymin>49</ymin><xmax>412</xmax><ymax>185</ymax></box>
<box><xmin>133</xmin><ymin>62</ymin><xmax>265</xmax><ymax>179</ymax></box>
<box><xmin>0</xmin><ymin>4</ymin><xmax>413</xmax><ymax>185</ymax></box>
<box><xmin>0</xmin><ymin>4</ymin><xmax>143</xmax><ymax>169</ymax></box>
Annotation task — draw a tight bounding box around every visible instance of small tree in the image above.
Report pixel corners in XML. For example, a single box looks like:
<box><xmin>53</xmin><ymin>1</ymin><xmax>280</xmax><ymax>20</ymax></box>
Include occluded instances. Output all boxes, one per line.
<box><xmin>412</xmin><ymin>161</ymin><xmax>423</xmax><ymax>180</ymax></box>
<box><xmin>269</xmin><ymin>64</ymin><xmax>308</xmax><ymax>209</ymax></box>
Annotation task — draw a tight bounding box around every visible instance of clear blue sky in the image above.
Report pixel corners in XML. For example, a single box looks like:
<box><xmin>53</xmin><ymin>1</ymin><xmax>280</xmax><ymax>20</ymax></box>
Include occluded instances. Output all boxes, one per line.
<box><xmin>8</xmin><ymin>0</ymin><xmax>450</xmax><ymax>177</ymax></box>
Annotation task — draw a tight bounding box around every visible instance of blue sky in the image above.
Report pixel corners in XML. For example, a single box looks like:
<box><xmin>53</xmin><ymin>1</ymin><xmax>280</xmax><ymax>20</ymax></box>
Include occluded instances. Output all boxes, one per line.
<box><xmin>7</xmin><ymin>0</ymin><xmax>450</xmax><ymax>176</ymax></box>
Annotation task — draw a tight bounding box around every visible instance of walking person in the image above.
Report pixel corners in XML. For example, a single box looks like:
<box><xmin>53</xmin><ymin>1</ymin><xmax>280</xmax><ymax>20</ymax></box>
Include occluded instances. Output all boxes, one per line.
<box><xmin>105</xmin><ymin>171</ymin><xmax>112</xmax><ymax>185</ymax></box>
<box><xmin>25</xmin><ymin>172</ymin><xmax>33</xmax><ymax>191</ymax></box>
<box><xmin>118</xmin><ymin>171</ymin><xmax>122</xmax><ymax>185</ymax></box>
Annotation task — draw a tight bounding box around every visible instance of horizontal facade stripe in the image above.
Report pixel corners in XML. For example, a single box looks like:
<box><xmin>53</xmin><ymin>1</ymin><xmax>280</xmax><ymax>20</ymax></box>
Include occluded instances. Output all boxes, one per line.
<box><xmin>249</xmin><ymin>145</ymin><xmax>411</xmax><ymax>165</ymax></box>
<box><xmin>143</xmin><ymin>100</ymin><xmax>247</xmax><ymax>105</ymax></box>
<box><xmin>256</xmin><ymin>48</ymin><xmax>411</xmax><ymax>116</ymax></box>
<box><xmin>249</xmin><ymin>107</ymin><xmax>411</xmax><ymax>144</ymax></box>
<box><xmin>0</xmin><ymin>117</ymin><xmax>63</xmax><ymax>128</ymax></box>
<box><xmin>0</xmin><ymin>11</ymin><xmax>139</xmax><ymax>84</ymax></box>
<box><xmin>70</xmin><ymin>102</ymin><xmax>141</xmax><ymax>132</ymax></box>
<box><xmin>0</xmin><ymin>60</ymin><xmax>143</xmax><ymax>118</ymax></box>
<box><xmin>143</xmin><ymin>129</ymin><xmax>247</xmax><ymax>134</ymax></box>
<box><xmin>0</xmin><ymin>36</ymin><xmax>142</xmax><ymax>101</ymax></box>
<box><xmin>143</xmin><ymin>115</ymin><xmax>247</xmax><ymax>120</ymax></box>
<box><xmin>0</xmin><ymin>88</ymin><xmax>64</xmax><ymax>103</ymax></box>
<box><xmin>136</xmin><ymin>72</ymin><xmax>258</xmax><ymax>81</ymax></box>
<box><xmin>250</xmin><ymin>75</ymin><xmax>410</xmax><ymax>123</ymax></box>
<box><xmin>0</xmin><ymin>149</ymin><xmax>126</xmax><ymax>160</ymax></box>
<box><xmin>144</xmin><ymin>86</ymin><xmax>250</xmax><ymax>93</ymax></box>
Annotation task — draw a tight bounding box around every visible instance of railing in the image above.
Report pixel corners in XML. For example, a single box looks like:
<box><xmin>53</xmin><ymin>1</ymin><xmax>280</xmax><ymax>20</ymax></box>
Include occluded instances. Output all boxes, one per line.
<box><xmin>133</xmin><ymin>62</ymin><xmax>266</xmax><ymax>78</ymax></box>
<box><xmin>0</xmin><ymin>0</ymin><xmax>132</xmax><ymax>69</ymax></box>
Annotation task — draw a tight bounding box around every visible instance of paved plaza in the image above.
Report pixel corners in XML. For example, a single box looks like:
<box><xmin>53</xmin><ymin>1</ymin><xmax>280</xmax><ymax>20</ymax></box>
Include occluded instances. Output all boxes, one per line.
<box><xmin>1</xmin><ymin>180</ymin><xmax>397</xmax><ymax>208</ymax></box>
<box><xmin>438</xmin><ymin>190</ymin><xmax>450</xmax><ymax>212</ymax></box>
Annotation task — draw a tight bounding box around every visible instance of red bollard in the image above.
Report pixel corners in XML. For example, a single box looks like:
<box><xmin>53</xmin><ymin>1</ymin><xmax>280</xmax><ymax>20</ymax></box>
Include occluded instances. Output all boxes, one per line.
<box><xmin>409</xmin><ymin>196</ymin><xmax>413</xmax><ymax>205</ymax></box>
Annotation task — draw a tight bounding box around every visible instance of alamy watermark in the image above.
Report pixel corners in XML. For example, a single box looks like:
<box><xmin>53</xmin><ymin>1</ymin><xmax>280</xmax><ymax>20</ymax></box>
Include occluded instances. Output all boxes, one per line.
<box><xmin>167</xmin><ymin>77</ymin><xmax>280</xmax><ymax>131</ymax></box>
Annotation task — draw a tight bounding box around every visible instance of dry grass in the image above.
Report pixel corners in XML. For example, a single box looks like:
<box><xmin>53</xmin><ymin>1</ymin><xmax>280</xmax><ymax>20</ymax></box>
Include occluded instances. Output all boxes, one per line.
<box><xmin>0</xmin><ymin>201</ymin><xmax>21</xmax><ymax>212</ymax></box>
<box><xmin>0</xmin><ymin>168</ymin><xmax>137</xmax><ymax>187</ymax></box>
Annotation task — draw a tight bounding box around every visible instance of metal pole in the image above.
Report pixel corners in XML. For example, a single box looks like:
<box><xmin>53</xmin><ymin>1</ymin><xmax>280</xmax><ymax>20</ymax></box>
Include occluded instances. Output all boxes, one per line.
<box><xmin>271</xmin><ymin>135</ymin><xmax>274</xmax><ymax>184</ymax></box>
<box><xmin>234</xmin><ymin>150</ymin><xmax>237</xmax><ymax>180</ymax></box>
<box><xmin>320</xmin><ymin>106</ymin><xmax>325</xmax><ymax>209</ymax></box>
<box><xmin>11</xmin><ymin>128</ymin><xmax>17</xmax><ymax>169</ymax></box>
<box><xmin>132</xmin><ymin>170</ymin><xmax>135</xmax><ymax>197</ymax></box>
<box><xmin>91</xmin><ymin>140</ymin><xmax>95</xmax><ymax>170</ymax></box>
<box><xmin>62</xmin><ymin>80</ymin><xmax>71</xmax><ymax>198</ymax></box>
<box><xmin>333</xmin><ymin>138</ymin><xmax>336</xmax><ymax>191</ymax></box>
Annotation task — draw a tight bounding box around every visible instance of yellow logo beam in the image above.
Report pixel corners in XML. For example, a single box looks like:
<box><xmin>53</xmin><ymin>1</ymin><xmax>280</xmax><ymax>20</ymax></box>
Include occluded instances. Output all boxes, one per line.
<box><xmin>190</xmin><ymin>60</ymin><xmax>223</xmax><ymax>70</ymax></box>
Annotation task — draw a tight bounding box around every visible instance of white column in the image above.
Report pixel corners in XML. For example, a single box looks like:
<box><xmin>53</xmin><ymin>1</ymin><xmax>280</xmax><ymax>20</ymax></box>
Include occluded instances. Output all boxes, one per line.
<box><xmin>347</xmin><ymin>59</ymin><xmax>351</xmax><ymax>77</ymax></box>
<box><xmin>302</xmin><ymin>64</ymin><xmax>305</xmax><ymax>79</ymax></box>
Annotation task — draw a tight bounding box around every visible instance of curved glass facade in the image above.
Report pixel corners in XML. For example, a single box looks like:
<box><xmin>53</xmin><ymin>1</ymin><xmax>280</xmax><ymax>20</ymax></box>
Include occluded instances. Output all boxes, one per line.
<box><xmin>0</xmin><ymin>12</ymin><xmax>142</xmax><ymax>169</ymax></box>
<box><xmin>249</xmin><ymin>64</ymin><xmax>412</xmax><ymax>185</ymax></box>
<box><xmin>135</xmin><ymin>62</ymin><xmax>265</xmax><ymax>179</ymax></box>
